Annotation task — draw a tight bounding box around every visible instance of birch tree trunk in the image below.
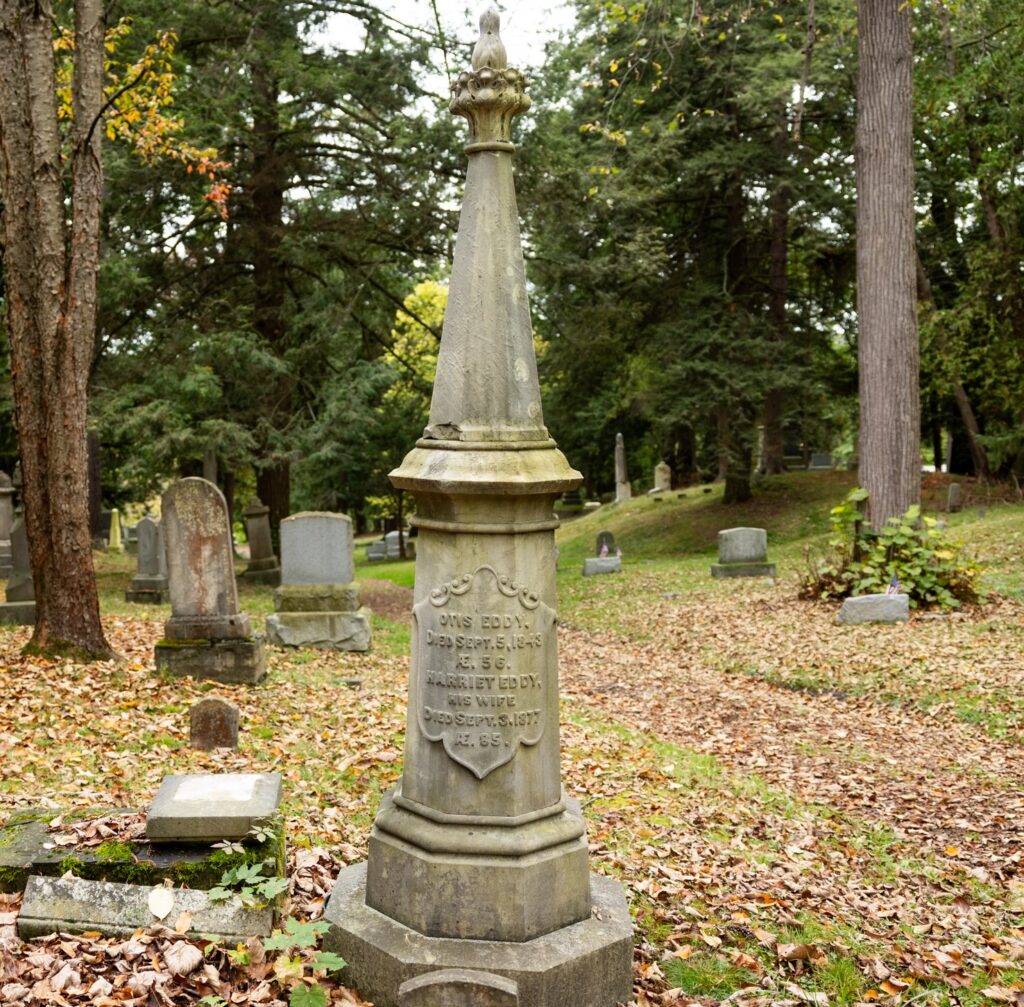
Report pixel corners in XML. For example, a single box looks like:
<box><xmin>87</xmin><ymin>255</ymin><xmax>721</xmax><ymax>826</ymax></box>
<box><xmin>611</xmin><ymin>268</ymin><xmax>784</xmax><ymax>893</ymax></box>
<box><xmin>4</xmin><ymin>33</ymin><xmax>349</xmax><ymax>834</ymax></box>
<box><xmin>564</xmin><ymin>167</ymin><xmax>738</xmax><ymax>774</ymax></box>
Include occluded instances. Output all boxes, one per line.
<box><xmin>0</xmin><ymin>0</ymin><xmax>112</xmax><ymax>657</ymax></box>
<box><xmin>855</xmin><ymin>0</ymin><xmax>921</xmax><ymax>530</ymax></box>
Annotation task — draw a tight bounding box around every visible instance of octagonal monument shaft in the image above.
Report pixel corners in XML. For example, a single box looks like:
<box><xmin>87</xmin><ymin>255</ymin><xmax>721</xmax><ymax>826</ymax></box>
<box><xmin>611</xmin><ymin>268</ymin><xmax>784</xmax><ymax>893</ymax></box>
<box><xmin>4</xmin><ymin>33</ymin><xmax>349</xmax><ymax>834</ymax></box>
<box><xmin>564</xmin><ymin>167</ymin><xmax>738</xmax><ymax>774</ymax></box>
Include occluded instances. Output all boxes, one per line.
<box><xmin>324</xmin><ymin>12</ymin><xmax>633</xmax><ymax>1006</ymax></box>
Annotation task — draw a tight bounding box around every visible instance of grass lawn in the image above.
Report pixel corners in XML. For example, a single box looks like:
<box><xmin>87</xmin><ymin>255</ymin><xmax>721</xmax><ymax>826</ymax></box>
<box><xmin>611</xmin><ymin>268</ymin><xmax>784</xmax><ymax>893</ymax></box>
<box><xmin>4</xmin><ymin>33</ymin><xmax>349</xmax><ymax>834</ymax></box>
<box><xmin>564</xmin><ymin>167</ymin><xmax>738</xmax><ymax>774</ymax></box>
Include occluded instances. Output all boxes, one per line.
<box><xmin>0</xmin><ymin>471</ymin><xmax>1021</xmax><ymax>1006</ymax></box>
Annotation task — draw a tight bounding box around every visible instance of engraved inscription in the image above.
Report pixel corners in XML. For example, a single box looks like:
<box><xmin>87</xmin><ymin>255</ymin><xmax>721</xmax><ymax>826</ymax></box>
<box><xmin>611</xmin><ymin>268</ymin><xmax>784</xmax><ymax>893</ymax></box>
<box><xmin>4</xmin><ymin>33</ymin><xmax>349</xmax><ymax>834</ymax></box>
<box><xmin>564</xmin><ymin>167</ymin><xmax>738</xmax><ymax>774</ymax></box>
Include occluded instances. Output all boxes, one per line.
<box><xmin>415</xmin><ymin>565</ymin><xmax>554</xmax><ymax>778</ymax></box>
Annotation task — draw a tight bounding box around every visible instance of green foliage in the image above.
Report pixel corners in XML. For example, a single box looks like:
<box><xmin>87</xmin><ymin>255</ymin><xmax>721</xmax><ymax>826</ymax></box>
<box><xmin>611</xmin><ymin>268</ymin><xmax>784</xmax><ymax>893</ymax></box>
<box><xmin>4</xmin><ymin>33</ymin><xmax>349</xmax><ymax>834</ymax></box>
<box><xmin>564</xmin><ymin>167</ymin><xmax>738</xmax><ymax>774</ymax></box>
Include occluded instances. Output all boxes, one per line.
<box><xmin>207</xmin><ymin>861</ymin><xmax>288</xmax><ymax>908</ymax></box>
<box><xmin>246</xmin><ymin>918</ymin><xmax>342</xmax><ymax>1007</ymax></box>
<box><xmin>802</xmin><ymin>488</ymin><xmax>984</xmax><ymax>609</ymax></box>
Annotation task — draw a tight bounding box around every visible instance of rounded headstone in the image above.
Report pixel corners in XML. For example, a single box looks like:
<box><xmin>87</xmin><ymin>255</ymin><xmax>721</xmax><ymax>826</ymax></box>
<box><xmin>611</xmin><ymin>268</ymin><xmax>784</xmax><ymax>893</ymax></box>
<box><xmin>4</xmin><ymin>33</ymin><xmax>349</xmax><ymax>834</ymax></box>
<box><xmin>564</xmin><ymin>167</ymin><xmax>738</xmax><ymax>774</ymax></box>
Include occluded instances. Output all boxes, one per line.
<box><xmin>189</xmin><ymin>698</ymin><xmax>240</xmax><ymax>751</ymax></box>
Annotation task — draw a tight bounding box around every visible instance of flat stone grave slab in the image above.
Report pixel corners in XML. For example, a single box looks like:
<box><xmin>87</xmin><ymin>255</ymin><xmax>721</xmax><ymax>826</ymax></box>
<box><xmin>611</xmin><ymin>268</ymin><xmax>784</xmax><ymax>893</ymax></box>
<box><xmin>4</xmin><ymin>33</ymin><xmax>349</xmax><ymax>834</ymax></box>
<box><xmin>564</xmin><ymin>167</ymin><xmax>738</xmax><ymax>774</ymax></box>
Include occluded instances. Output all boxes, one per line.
<box><xmin>836</xmin><ymin>594</ymin><xmax>910</xmax><ymax>625</ymax></box>
<box><xmin>18</xmin><ymin>874</ymin><xmax>273</xmax><ymax>941</ymax></box>
<box><xmin>582</xmin><ymin>557</ymin><xmax>621</xmax><ymax>577</ymax></box>
<box><xmin>0</xmin><ymin>807</ymin><xmax>283</xmax><ymax>894</ymax></box>
<box><xmin>146</xmin><ymin>772</ymin><xmax>282</xmax><ymax>843</ymax></box>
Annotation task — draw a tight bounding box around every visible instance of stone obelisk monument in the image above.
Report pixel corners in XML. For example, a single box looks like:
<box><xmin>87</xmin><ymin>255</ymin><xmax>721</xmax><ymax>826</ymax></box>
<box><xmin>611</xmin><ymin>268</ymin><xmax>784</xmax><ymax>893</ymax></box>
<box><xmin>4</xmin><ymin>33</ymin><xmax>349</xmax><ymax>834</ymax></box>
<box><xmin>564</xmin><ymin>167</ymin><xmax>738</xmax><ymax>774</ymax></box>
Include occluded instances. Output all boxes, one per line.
<box><xmin>324</xmin><ymin>11</ymin><xmax>632</xmax><ymax>1007</ymax></box>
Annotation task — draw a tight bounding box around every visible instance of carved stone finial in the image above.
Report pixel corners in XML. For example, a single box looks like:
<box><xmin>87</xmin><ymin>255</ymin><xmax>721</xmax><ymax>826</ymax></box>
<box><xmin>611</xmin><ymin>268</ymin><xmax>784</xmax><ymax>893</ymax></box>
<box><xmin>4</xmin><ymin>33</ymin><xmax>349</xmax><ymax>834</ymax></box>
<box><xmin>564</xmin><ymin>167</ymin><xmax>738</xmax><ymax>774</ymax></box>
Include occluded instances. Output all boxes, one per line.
<box><xmin>451</xmin><ymin>7</ymin><xmax>530</xmax><ymax>150</ymax></box>
<box><xmin>472</xmin><ymin>8</ymin><xmax>507</xmax><ymax>69</ymax></box>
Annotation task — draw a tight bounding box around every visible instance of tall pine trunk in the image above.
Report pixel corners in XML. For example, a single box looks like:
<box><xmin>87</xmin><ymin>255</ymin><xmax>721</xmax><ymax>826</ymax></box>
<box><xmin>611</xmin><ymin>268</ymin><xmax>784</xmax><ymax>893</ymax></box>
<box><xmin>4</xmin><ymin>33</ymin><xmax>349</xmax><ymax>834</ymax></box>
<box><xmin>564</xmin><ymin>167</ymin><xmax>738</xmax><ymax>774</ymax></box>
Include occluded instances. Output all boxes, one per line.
<box><xmin>855</xmin><ymin>0</ymin><xmax>920</xmax><ymax>530</ymax></box>
<box><xmin>0</xmin><ymin>0</ymin><xmax>112</xmax><ymax>657</ymax></box>
<box><xmin>761</xmin><ymin>111</ymin><xmax>790</xmax><ymax>477</ymax></box>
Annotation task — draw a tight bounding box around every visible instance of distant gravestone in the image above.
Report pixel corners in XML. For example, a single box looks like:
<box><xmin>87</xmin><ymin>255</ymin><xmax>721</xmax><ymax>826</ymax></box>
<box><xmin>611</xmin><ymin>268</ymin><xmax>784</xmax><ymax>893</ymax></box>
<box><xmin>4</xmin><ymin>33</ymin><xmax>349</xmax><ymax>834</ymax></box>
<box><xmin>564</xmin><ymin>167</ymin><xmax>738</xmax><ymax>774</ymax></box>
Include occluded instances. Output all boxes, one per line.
<box><xmin>153</xmin><ymin>478</ymin><xmax>266</xmax><ymax>684</ymax></box>
<box><xmin>947</xmin><ymin>483</ymin><xmax>963</xmax><ymax>513</ymax></box>
<box><xmin>241</xmin><ymin>499</ymin><xmax>280</xmax><ymax>585</ymax></box>
<box><xmin>0</xmin><ymin>472</ymin><xmax>13</xmax><ymax>578</ymax></box>
<box><xmin>652</xmin><ymin>461</ymin><xmax>672</xmax><ymax>493</ymax></box>
<box><xmin>0</xmin><ymin>517</ymin><xmax>35</xmax><ymax>624</ymax></box>
<box><xmin>583</xmin><ymin>556</ymin><xmax>621</xmax><ymax>577</ymax></box>
<box><xmin>266</xmin><ymin>512</ymin><xmax>371</xmax><ymax>651</ymax></box>
<box><xmin>595</xmin><ymin>531</ymin><xmax>615</xmax><ymax>555</ymax></box>
<box><xmin>836</xmin><ymin>594</ymin><xmax>909</xmax><ymax>625</ymax></box>
<box><xmin>189</xmin><ymin>698</ymin><xmax>240</xmax><ymax>751</ymax></box>
<box><xmin>614</xmin><ymin>432</ymin><xmax>631</xmax><ymax>503</ymax></box>
<box><xmin>385</xmin><ymin>529</ymin><xmax>415</xmax><ymax>560</ymax></box>
<box><xmin>125</xmin><ymin>516</ymin><xmax>169</xmax><ymax>604</ymax></box>
<box><xmin>808</xmin><ymin>453</ymin><xmax>833</xmax><ymax>470</ymax></box>
<box><xmin>108</xmin><ymin>508</ymin><xmax>124</xmax><ymax>553</ymax></box>
<box><xmin>711</xmin><ymin>527</ymin><xmax>776</xmax><ymax>579</ymax></box>
<box><xmin>366</xmin><ymin>540</ymin><xmax>387</xmax><ymax>562</ymax></box>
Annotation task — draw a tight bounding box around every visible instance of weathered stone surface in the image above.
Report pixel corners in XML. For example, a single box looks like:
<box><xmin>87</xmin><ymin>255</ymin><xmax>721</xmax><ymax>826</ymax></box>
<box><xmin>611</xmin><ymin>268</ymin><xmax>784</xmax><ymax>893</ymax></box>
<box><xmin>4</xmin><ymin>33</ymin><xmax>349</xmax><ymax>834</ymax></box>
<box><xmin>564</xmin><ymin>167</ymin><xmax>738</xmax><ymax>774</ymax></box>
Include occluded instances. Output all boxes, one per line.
<box><xmin>281</xmin><ymin>512</ymin><xmax>354</xmax><ymax>585</ymax></box>
<box><xmin>808</xmin><ymin>452</ymin><xmax>833</xmax><ymax>470</ymax></box>
<box><xmin>189</xmin><ymin>698</ymin><xmax>240</xmax><ymax>751</ymax></box>
<box><xmin>18</xmin><ymin>875</ymin><xmax>273</xmax><ymax>940</ymax></box>
<box><xmin>6</xmin><ymin>517</ymin><xmax>33</xmax><ymax>602</ymax></box>
<box><xmin>0</xmin><ymin>600</ymin><xmax>35</xmax><ymax>625</ymax></box>
<box><xmin>324</xmin><ymin>863</ymin><xmax>633</xmax><ymax>1007</ymax></box>
<box><xmin>653</xmin><ymin>461</ymin><xmax>671</xmax><ymax>492</ymax></box>
<box><xmin>399</xmin><ymin>968</ymin><xmax>519</xmax><ymax>1007</ymax></box>
<box><xmin>273</xmin><ymin>583</ymin><xmax>360</xmax><ymax>613</ymax></box>
<box><xmin>266</xmin><ymin>610</ymin><xmax>371</xmax><ymax>651</ymax></box>
<box><xmin>242</xmin><ymin>499</ymin><xmax>280</xmax><ymax>584</ymax></box>
<box><xmin>154</xmin><ymin>637</ymin><xmax>266</xmax><ymax>685</ymax></box>
<box><xmin>711</xmin><ymin>562</ymin><xmax>777</xmax><ymax>579</ymax></box>
<box><xmin>582</xmin><ymin>557</ymin><xmax>621</xmax><ymax>577</ymax></box>
<box><xmin>947</xmin><ymin>483</ymin><xmax>963</xmax><ymax>513</ymax></box>
<box><xmin>718</xmin><ymin>527</ymin><xmax>769</xmax><ymax>564</ymax></box>
<box><xmin>595</xmin><ymin>531</ymin><xmax>615</xmax><ymax>554</ymax></box>
<box><xmin>836</xmin><ymin>594</ymin><xmax>910</xmax><ymax>625</ymax></box>
<box><xmin>0</xmin><ymin>807</ymin><xmax>284</xmax><ymax>893</ymax></box>
<box><xmin>146</xmin><ymin>773</ymin><xmax>282</xmax><ymax>843</ymax></box>
<box><xmin>366</xmin><ymin>541</ymin><xmax>387</xmax><ymax>561</ymax></box>
<box><xmin>614</xmin><ymin>433</ymin><xmax>630</xmax><ymax>503</ymax></box>
<box><xmin>126</xmin><ymin>516</ymin><xmax>169</xmax><ymax>604</ymax></box>
<box><xmin>161</xmin><ymin>478</ymin><xmax>250</xmax><ymax>641</ymax></box>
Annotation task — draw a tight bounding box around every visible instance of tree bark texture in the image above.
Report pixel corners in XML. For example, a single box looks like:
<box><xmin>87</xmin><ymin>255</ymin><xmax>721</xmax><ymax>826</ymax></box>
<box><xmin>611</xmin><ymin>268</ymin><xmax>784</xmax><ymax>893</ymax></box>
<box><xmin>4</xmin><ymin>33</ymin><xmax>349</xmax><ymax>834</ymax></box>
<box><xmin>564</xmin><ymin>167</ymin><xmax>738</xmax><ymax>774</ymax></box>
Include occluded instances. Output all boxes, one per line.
<box><xmin>761</xmin><ymin>116</ymin><xmax>790</xmax><ymax>477</ymax></box>
<box><xmin>855</xmin><ymin>0</ymin><xmax>921</xmax><ymax>530</ymax></box>
<box><xmin>0</xmin><ymin>0</ymin><xmax>111</xmax><ymax>656</ymax></box>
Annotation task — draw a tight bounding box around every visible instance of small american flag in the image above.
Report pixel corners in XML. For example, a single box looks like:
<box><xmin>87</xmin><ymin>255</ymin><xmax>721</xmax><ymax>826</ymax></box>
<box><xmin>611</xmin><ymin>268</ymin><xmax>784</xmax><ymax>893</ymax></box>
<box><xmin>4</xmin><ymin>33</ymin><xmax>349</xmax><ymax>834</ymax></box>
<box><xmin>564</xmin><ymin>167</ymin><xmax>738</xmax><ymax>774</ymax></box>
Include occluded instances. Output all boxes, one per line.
<box><xmin>885</xmin><ymin>573</ymin><xmax>900</xmax><ymax>596</ymax></box>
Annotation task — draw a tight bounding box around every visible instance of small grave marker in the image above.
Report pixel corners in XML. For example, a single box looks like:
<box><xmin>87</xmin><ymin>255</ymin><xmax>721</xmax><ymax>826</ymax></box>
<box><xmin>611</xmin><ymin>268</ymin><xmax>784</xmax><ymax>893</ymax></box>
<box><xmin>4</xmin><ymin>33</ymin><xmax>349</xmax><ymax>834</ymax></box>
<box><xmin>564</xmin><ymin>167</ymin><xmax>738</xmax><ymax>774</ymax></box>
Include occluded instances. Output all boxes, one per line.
<box><xmin>189</xmin><ymin>697</ymin><xmax>240</xmax><ymax>751</ymax></box>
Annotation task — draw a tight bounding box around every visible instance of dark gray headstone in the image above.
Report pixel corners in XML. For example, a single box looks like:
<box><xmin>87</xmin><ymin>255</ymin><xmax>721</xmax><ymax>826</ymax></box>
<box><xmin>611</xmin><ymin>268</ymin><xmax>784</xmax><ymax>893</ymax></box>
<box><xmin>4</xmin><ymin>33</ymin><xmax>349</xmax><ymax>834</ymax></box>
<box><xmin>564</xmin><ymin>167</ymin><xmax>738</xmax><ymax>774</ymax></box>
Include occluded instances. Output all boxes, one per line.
<box><xmin>595</xmin><ymin>530</ymin><xmax>615</xmax><ymax>555</ymax></box>
<box><xmin>189</xmin><ymin>698</ymin><xmax>240</xmax><ymax>751</ymax></box>
<box><xmin>947</xmin><ymin>483</ymin><xmax>962</xmax><ymax>513</ymax></box>
<box><xmin>6</xmin><ymin>517</ymin><xmax>33</xmax><ymax>602</ymax></box>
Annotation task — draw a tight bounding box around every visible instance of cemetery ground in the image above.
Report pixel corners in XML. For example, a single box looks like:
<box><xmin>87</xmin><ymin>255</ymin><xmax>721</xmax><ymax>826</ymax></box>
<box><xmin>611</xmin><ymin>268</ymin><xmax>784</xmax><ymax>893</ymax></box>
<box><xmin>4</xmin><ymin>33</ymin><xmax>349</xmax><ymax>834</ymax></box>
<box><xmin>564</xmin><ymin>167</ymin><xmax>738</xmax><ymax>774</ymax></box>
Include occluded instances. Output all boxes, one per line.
<box><xmin>0</xmin><ymin>472</ymin><xmax>1022</xmax><ymax>1007</ymax></box>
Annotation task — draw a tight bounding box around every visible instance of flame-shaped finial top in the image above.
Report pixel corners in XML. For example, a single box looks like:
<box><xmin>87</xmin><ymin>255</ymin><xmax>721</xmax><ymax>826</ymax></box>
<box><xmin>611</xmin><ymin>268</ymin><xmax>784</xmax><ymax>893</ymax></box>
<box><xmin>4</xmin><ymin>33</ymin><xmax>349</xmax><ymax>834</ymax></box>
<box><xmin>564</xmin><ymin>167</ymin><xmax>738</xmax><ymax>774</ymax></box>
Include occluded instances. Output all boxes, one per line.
<box><xmin>472</xmin><ymin>8</ymin><xmax>507</xmax><ymax>69</ymax></box>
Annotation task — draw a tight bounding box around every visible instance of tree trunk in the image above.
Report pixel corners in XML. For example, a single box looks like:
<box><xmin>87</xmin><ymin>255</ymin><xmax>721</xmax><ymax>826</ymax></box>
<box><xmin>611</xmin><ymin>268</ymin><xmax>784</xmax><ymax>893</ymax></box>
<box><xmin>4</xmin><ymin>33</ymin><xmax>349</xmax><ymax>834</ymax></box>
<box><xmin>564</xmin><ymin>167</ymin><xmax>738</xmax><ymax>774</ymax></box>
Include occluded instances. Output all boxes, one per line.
<box><xmin>761</xmin><ymin>112</ymin><xmax>790</xmax><ymax>477</ymax></box>
<box><xmin>87</xmin><ymin>431</ymin><xmax>102</xmax><ymax>541</ymax></box>
<box><xmin>0</xmin><ymin>0</ymin><xmax>112</xmax><ymax>657</ymax></box>
<box><xmin>256</xmin><ymin>460</ymin><xmax>290</xmax><ymax>552</ymax></box>
<box><xmin>855</xmin><ymin>0</ymin><xmax>920</xmax><ymax>530</ymax></box>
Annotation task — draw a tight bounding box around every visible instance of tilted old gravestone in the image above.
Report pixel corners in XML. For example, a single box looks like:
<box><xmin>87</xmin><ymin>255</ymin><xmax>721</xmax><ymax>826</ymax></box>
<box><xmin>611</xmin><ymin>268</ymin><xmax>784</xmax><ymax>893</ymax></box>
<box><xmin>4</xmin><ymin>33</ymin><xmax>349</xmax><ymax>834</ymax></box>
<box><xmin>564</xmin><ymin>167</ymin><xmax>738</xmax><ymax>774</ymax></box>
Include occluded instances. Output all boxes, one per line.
<box><xmin>0</xmin><ymin>471</ymin><xmax>14</xmax><ymax>578</ymax></box>
<box><xmin>125</xmin><ymin>515</ymin><xmax>169</xmax><ymax>604</ymax></box>
<box><xmin>710</xmin><ymin>527</ymin><xmax>777</xmax><ymax>579</ymax></box>
<box><xmin>241</xmin><ymin>498</ymin><xmax>281</xmax><ymax>585</ymax></box>
<box><xmin>0</xmin><ymin>516</ymin><xmax>35</xmax><ymax>625</ymax></box>
<box><xmin>652</xmin><ymin>460</ymin><xmax>672</xmax><ymax>493</ymax></box>
<box><xmin>947</xmin><ymin>482</ymin><xmax>963</xmax><ymax>514</ymax></box>
<box><xmin>190</xmin><ymin>697</ymin><xmax>240</xmax><ymax>751</ymax></box>
<box><xmin>322</xmin><ymin>13</ymin><xmax>632</xmax><ymax>1006</ymax></box>
<box><xmin>614</xmin><ymin>432</ymin><xmax>631</xmax><ymax>503</ymax></box>
<box><xmin>836</xmin><ymin>594</ymin><xmax>909</xmax><ymax>625</ymax></box>
<box><xmin>266</xmin><ymin>512</ymin><xmax>371</xmax><ymax>651</ymax></box>
<box><xmin>153</xmin><ymin>478</ymin><xmax>266</xmax><ymax>684</ymax></box>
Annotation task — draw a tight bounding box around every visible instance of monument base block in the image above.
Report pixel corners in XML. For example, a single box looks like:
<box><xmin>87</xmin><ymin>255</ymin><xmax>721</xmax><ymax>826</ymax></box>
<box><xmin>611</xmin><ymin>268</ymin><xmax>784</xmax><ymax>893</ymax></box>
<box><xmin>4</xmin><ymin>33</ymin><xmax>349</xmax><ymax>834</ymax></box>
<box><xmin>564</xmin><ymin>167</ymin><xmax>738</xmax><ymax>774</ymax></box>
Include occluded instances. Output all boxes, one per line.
<box><xmin>241</xmin><ymin>562</ymin><xmax>281</xmax><ymax>586</ymax></box>
<box><xmin>0</xmin><ymin>600</ymin><xmax>35</xmax><ymax>625</ymax></box>
<box><xmin>126</xmin><ymin>588</ymin><xmax>169</xmax><ymax>604</ymax></box>
<box><xmin>323</xmin><ymin>862</ymin><xmax>633</xmax><ymax>1007</ymax></box>
<box><xmin>265</xmin><ymin>609</ymin><xmax>371</xmax><ymax>651</ymax></box>
<box><xmin>710</xmin><ymin>562</ymin><xmax>776</xmax><ymax>579</ymax></box>
<box><xmin>583</xmin><ymin>557</ymin><xmax>621</xmax><ymax>577</ymax></box>
<box><xmin>154</xmin><ymin>637</ymin><xmax>267</xmax><ymax>684</ymax></box>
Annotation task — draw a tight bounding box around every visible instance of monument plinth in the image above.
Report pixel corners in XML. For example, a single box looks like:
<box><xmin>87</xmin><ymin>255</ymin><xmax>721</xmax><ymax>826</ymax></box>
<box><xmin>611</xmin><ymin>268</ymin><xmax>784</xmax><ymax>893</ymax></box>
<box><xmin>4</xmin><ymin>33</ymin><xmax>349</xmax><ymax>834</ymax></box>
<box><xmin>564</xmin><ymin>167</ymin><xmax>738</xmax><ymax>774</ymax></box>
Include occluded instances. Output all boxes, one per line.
<box><xmin>324</xmin><ymin>11</ymin><xmax>632</xmax><ymax>1007</ymax></box>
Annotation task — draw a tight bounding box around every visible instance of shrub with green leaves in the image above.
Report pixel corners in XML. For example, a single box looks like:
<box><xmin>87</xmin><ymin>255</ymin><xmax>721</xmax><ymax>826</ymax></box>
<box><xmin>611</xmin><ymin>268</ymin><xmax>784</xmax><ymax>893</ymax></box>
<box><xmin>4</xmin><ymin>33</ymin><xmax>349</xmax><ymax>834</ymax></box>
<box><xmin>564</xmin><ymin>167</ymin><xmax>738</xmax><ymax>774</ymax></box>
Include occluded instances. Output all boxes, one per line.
<box><xmin>801</xmin><ymin>487</ymin><xmax>984</xmax><ymax>609</ymax></box>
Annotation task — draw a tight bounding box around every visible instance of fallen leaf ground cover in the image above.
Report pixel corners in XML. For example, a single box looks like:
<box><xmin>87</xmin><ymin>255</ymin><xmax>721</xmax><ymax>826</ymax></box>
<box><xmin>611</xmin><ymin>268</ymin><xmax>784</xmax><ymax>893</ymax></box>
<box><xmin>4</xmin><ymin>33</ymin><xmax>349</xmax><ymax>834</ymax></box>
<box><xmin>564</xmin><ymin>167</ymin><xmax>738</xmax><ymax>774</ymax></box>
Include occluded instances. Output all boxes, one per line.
<box><xmin>0</xmin><ymin>474</ymin><xmax>1020</xmax><ymax>1006</ymax></box>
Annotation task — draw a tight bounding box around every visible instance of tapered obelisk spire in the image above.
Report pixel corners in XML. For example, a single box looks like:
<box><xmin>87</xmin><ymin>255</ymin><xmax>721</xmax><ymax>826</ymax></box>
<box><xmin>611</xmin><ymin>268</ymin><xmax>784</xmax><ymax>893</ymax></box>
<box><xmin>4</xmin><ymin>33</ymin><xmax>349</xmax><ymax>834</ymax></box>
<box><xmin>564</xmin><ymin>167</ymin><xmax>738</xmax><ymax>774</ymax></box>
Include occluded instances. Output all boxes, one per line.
<box><xmin>324</xmin><ymin>12</ymin><xmax>632</xmax><ymax>1006</ymax></box>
